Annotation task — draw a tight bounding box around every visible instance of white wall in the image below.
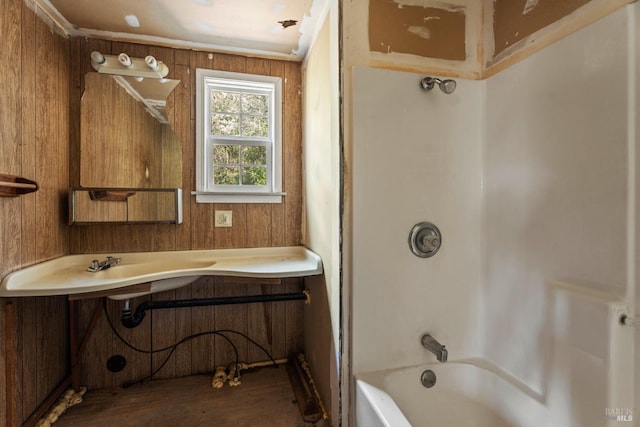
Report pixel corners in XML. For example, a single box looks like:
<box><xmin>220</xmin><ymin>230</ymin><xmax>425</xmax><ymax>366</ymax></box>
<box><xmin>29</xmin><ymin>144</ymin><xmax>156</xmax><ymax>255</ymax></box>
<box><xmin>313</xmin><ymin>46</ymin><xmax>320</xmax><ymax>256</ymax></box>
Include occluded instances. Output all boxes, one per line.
<box><xmin>351</xmin><ymin>67</ymin><xmax>484</xmax><ymax>374</ymax></box>
<box><xmin>634</xmin><ymin>2</ymin><xmax>640</xmax><ymax>416</ymax></box>
<box><xmin>301</xmin><ymin>2</ymin><xmax>341</xmax><ymax>423</ymax></box>
<box><xmin>484</xmin><ymin>4</ymin><xmax>637</xmax><ymax>424</ymax></box>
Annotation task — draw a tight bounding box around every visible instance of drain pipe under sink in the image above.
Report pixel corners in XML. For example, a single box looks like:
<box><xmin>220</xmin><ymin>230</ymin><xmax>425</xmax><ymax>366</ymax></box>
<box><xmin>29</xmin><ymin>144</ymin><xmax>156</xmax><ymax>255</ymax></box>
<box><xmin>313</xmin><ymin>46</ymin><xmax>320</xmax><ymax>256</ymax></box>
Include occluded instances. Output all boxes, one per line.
<box><xmin>120</xmin><ymin>290</ymin><xmax>310</xmax><ymax>328</ymax></box>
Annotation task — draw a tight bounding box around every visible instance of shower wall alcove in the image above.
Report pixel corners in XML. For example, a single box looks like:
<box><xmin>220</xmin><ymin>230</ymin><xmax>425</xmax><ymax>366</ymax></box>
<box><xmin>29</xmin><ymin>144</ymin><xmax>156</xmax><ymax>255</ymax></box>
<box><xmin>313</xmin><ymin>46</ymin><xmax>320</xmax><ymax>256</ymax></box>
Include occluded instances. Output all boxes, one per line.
<box><xmin>348</xmin><ymin>5</ymin><xmax>638</xmax><ymax>425</ymax></box>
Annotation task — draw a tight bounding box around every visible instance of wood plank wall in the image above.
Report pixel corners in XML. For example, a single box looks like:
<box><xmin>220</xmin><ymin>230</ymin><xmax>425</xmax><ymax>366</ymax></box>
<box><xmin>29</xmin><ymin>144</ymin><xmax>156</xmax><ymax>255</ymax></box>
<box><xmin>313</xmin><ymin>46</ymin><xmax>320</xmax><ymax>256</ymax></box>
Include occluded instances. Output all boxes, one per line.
<box><xmin>68</xmin><ymin>39</ymin><xmax>305</xmax><ymax>390</ymax></box>
<box><xmin>0</xmin><ymin>1</ymin><xmax>70</xmax><ymax>426</ymax></box>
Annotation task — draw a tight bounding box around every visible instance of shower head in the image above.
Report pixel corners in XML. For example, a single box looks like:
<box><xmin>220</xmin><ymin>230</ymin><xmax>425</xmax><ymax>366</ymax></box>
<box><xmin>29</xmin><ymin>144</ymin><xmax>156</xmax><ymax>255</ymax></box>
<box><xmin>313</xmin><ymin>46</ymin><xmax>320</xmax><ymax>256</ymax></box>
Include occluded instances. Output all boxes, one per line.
<box><xmin>420</xmin><ymin>77</ymin><xmax>457</xmax><ymax>94</ymax></box>
<box><xmin>439</xmin><ymin>79</ymin><xmax>456</xmax><ymax>94</ymax></box>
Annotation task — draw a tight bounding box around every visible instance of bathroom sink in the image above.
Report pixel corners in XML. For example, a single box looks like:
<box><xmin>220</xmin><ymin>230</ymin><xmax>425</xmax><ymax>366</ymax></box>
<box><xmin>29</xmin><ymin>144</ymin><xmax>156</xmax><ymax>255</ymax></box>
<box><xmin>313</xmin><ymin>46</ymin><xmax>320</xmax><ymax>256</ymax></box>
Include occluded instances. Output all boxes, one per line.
<box><xmin>108</xmin><ymin>276</ymin><xmax>203</xmax><ymax>300</ymax></box>
<box><xmin>91</xmin><ymin>260</ymin><xmax>216</xmax><ymax>280</ymax></box>
<box><xmin>0</xmin><ymin>246</ymin><xmax>323</xmax><ymax>297</ymax></box>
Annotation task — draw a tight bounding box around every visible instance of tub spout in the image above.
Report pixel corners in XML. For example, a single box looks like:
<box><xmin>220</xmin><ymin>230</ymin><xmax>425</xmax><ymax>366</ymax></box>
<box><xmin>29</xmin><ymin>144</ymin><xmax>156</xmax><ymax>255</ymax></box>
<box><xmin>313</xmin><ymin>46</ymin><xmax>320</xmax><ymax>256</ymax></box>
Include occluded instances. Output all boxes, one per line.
<box><xmin>421</xmin><ymin>334</ymin><xmax>447</xmax><ymax>362</ymax></box>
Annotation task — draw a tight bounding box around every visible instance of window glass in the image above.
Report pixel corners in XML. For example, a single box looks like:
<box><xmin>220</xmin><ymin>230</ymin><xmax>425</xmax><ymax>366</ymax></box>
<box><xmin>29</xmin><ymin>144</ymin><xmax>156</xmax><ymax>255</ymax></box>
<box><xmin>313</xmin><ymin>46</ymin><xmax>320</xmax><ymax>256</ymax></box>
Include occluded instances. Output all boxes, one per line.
<box><xmin>196</xmin><ymin>69</ymin><xmax>282</xmax><ymax>203</ymax></box>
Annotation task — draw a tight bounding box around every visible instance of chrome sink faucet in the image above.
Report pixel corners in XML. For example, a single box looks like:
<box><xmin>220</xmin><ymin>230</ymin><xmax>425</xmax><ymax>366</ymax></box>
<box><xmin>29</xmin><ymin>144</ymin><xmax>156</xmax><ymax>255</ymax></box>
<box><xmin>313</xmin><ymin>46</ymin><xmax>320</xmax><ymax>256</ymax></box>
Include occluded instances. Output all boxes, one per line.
<box><xmin>421</xmin><ymin>334</ymin><xmax>448</xmax><ymax>362</ymax></box>
<box><xmin>88</xmin><ymin>256</ymin><xmax>121</xmax><ymax>272</ymax></box>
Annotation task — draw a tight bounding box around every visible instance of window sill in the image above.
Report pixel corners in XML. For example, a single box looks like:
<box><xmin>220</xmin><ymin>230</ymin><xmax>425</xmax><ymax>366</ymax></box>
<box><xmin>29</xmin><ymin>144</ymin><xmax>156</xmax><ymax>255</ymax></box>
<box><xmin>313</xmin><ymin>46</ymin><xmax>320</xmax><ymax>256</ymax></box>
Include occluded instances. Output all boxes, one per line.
<box><xmin>192</xmin><ymin>191</ymin><xmax>285</xmax><ymax>204</ymax></box>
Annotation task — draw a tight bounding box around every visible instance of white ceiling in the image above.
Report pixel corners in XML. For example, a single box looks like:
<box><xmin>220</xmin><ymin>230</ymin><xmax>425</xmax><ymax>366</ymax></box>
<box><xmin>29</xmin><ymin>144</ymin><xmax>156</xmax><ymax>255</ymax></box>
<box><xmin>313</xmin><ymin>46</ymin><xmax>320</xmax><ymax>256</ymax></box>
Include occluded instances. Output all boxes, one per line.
<box><xmin>31</xmin><ymin>0</ymin><xmax>328</xmax><ymax>61</ymax></box>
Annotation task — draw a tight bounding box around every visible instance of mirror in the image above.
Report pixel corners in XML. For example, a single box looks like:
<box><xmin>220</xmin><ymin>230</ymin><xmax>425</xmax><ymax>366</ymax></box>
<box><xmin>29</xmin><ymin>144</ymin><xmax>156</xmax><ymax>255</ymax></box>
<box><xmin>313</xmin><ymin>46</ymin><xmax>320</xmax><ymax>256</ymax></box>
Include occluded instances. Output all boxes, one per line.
<box><xmin>80</xmin><ymin>72</ymin><xmax>182</xmax><ymax>189</ymax></box>
<box><xmin>70</xmin><ymin>188</ymin><xmax>182</xmax><ymax>224</ymax></box>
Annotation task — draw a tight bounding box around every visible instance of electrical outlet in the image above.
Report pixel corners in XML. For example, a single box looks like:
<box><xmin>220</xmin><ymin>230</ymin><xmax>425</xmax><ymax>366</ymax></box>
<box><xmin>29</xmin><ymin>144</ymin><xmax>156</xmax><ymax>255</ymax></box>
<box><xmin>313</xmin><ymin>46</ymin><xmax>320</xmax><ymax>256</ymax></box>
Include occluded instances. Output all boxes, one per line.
<box><xmin>214</xmin><ymin>210</ymin><xmax>232</xmax><ymax>227</ymax></box>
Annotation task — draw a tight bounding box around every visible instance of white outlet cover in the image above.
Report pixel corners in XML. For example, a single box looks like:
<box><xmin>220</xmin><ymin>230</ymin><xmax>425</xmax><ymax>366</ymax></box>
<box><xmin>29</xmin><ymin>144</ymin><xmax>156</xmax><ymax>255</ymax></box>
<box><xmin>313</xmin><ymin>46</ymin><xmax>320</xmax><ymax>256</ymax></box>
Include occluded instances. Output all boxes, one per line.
<box><xmin>214</xmin><ymin>210</ymin><xmax>232</xmax><ymax>227</ymax></box>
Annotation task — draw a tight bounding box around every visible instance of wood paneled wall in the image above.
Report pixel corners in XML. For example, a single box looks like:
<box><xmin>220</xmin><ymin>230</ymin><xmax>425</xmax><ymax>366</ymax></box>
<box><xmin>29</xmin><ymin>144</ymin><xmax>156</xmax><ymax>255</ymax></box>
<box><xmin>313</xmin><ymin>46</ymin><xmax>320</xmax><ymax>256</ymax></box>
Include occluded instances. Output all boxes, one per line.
<box><xmin>0</xmin><ymin>1</ymin><xmax>70</xmax><ymax>426</ymax></box>
<box><xmin>0</xmin><ymin>13</ymin><xmax>304</xmax><ymax>423</ymax></box>
<box><xmin>69</xmin><ymin>40</ymin><xmax>302</xmax><ymax>252</ymax></box>
<box><xmin>76</xmin><ymin>277</ymin><xmax>304</xmax><ymax>390</ymax></box>
<box><xmin>68</xmin><ymin>39</ymin><xmax>304</xmax><ymax>389</ymax></box>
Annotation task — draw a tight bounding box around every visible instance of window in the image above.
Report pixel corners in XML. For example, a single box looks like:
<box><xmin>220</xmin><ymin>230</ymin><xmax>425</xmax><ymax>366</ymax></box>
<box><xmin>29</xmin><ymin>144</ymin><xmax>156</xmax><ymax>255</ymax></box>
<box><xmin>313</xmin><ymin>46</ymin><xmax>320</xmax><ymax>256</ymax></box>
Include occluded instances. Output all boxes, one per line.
<box><xmin>195</xmin><ymin>69</ymin><xmax>283</xmax><ymax>203</ymax></box>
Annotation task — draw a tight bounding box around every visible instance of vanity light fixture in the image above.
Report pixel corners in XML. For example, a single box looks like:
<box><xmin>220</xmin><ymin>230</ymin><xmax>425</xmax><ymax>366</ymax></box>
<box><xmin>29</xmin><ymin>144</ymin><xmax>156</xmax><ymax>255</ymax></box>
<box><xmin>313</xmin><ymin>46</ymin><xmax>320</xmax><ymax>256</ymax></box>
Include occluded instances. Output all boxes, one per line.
<box><xmin>90</xmin><ymin>51</ymin><xmax>169</xmax><ymax>78</ymax></box>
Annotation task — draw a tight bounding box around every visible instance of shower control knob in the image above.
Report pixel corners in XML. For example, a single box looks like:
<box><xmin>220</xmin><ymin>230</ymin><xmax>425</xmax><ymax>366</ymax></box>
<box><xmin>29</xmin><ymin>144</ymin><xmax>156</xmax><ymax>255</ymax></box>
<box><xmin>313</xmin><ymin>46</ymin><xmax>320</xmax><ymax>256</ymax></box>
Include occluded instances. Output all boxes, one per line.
<box><xmin>422</xmin><ymin>235</ymin><xmax>439</xmax><ymax>250</ymax></box>
<box><xmin>409</xmin><ymin>222</ymin><xmax>442</xmax><ymax>258</ymax></box>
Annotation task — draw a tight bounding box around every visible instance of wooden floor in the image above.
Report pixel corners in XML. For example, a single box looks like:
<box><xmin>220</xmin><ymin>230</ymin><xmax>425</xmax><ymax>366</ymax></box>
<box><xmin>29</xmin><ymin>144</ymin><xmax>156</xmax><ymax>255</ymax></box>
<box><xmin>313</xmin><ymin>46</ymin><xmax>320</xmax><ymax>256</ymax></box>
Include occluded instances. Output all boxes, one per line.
<box><xmin>55</xmin><ymin>367</ymin><xmax>328</xmax><ymax>427</ymax></box>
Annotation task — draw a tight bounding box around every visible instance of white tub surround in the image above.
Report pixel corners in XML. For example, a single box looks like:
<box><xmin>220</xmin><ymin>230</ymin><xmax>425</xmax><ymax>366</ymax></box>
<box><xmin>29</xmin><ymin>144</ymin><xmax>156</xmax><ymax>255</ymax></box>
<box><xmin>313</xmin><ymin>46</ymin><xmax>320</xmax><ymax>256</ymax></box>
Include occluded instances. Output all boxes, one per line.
<box><xmin>355</xmin><ymin>380</ymin><xmax>411</xmax><ymax>427</ymax></box>
<box><xmin>484</xmin><ymin>4</ymin><xmax>637</xmax><ymax>418</ymax></box>
<box><xmin>356</xmin><ymin>354</ymin><xmax>636</xmax><ymax>427</ymax></box>
<box><xmin>349</xmin><ymin>3</ymin><xmax>640</xmax><ymax>425</ymax></box>
<box><xmin>356</xmin><ymin>361</ymin><xmax>548</xmax><ymax>427</ymax></box>
<box><xmin>351</xmin><ymin>66</ymin><xmax>484</xmax><ymax>374</ymax></box>
<box><xmin>0</xmin><ymin>246</ymin><xmax>323</xmax><ymax>297</ymax></box>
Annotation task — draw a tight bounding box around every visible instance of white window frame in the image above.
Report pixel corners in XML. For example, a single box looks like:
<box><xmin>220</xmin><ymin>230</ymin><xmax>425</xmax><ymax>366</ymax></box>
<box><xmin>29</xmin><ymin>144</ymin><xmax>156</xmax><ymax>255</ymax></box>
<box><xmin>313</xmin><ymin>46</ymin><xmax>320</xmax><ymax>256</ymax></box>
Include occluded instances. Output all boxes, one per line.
<box><xmin>195</xmin><ymin>69</ymin><xmax>283</xmax><ymax>203</ymax></box>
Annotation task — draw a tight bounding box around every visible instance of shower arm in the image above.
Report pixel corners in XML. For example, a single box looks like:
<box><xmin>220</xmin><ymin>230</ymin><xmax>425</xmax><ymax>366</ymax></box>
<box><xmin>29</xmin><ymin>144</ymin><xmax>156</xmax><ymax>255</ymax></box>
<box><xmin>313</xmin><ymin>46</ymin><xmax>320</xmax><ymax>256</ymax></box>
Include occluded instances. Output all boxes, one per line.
<box><xmin>420</xmin><ymin>76</ymin><xmax>457</xmax><ymax>94</ymax></box>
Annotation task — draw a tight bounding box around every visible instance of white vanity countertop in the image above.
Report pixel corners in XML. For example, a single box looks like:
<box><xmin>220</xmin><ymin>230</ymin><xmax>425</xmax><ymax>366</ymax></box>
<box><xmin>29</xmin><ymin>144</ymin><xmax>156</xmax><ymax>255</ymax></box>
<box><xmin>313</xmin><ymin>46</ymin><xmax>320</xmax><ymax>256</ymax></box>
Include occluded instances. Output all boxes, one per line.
<box><xmin>0</xmin><ymin>246</ymin><xmax>323</xmax><ymax>297</ymax></box>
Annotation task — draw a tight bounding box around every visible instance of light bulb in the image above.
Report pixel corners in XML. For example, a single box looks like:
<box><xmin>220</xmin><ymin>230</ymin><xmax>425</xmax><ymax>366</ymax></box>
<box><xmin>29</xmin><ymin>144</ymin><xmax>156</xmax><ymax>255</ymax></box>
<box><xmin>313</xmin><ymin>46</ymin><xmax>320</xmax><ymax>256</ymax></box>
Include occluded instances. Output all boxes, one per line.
<box><xmin>90</xmin><ymin>51</ymin><xmax>105</xmax><ymax>64</ymax></box>
<box><xmin>118</xmin><ymin>53</ymin><xmax>132</xmax><ymax>68</ymax></box>
<box><xmin>145</xmin><ymin>55</ymin><xmax>158</xmax><ymax>70</ymax></box>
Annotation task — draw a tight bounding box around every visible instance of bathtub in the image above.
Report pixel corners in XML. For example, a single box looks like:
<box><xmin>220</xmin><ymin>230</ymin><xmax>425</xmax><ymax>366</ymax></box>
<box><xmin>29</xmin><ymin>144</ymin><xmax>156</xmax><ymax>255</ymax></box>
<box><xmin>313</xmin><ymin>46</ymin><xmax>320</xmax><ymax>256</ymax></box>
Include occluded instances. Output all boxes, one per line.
<box><xmin>355</xmin><ymin>359</ymin><xmax>550</xmax><ymax>427</ymax></box>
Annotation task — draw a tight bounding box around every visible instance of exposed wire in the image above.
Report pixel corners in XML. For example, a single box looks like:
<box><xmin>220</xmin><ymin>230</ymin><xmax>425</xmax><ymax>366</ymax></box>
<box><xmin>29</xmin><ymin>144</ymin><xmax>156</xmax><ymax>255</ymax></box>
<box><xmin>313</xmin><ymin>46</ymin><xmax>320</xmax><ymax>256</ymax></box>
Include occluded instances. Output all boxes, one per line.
<box><xmin>124</xmin><ymin>330</ymin><xmax>239</xmax><ymax>388</ymax></box>
<box><xmin>101</xmin><ymin>298</ymin><xmax>277</xmax><ymax>386</ymax></box>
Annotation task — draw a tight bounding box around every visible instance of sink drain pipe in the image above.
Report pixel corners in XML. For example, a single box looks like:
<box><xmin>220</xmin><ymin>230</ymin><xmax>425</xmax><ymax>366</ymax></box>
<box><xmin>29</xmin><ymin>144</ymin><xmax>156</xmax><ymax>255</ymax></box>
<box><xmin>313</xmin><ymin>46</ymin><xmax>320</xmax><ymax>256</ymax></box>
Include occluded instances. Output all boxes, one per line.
<box><xmin>121</xmin><ymin>290</ymin><xmax>310</xmax><ymax>328</ymax></box>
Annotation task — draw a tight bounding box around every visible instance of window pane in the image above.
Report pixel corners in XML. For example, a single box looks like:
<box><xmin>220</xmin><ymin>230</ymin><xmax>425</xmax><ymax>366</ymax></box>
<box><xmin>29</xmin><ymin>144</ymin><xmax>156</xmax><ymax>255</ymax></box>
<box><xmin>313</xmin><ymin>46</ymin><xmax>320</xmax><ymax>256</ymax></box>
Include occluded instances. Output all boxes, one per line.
<box><xmin>211</xmin><ymin>113</ymin><xmax>239</xmax><ymax>135</ymax></box>
<box><xmin>198</xmin><ymin>72</ymin><xmax>281</xmax><ymax>197</ymax></box>
<box><xmin>213</xmin><ymin>145</ymin><xmax>239</xmax><ymax>164</ymax></box>
<box><xmin>241</xmin><ymin>166</ymin><xmax>267</xmax><ymax>186</ymax></box>
<box><xmin>241</xmin><ymin>115</ymin><xmax>268</xmax><ymax>137</ymax></box>
<box><xmin>213</xmin><ymin>166</ymin><xmax>239</xmax><ymax>185</ymax></box>
<box><xmin>242</xmin><ymin>146</ymin><xmax>267</xmax><ymax>165</ymax></box>
<box><xmin>242</xmin><ymin>93</ymin><xmax>268</xmax><ymax>115</ymax></box>
<box><xmin>211</xmin><ymin>91</ymin><xmax>240</xmax><ymax>113</ymax></box>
